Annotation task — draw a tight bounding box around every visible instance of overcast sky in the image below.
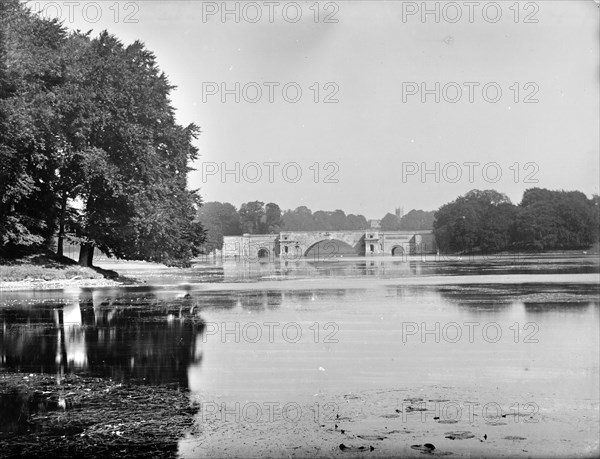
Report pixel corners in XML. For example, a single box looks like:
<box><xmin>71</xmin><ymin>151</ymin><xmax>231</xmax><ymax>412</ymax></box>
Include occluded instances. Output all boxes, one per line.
<box><xmin>32</xmin><ymin>0</ymin><xmax>599</xmax><ymax>219</ymax></box>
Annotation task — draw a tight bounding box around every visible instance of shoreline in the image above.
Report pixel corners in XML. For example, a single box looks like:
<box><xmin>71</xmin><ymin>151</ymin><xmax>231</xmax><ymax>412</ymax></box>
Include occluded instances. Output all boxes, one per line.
<box><xmin>2</xmin><ymin>272</ymin><xmax>599</xmax><ymax>294</ymax></box>
<box><xmin>0</xmin><ymin>277</ymin><xmax>123</xmax><ymax>292</ymax></box>
<box><xmin>0</xmin><ymin>252</ymin><xmax>125</xmax><ymax>292</ymax></box>
<box><xmin>2</xmin><ymin>272</ymin><xmax>599</xmax><ymax>293</ymax></box>
<box><xmin>1</xmin><ymin>250</ymin><xmax>598</xmax><ymax>293</ymax></box>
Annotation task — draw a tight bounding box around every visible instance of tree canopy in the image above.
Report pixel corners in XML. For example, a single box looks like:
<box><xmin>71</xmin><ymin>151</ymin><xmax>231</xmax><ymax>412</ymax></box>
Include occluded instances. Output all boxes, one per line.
<box><xmin>281</xmin><ymin>207</ymin><xmax>369</xmax><ymax>232</ymax></box>
<box><xmin>513</xmin><ymin>188</ymin><xmax>599</xmax><ymax>250</ymax></box>
<box><xmin>433</xmin><ymin>188</ymin><xmax>599</xmax><ymax>253</ymax></box>
<box><xmin>380</xmin><ymin>210</ymin><xmax>435</xmax><ymax>231</ymax></box>
<box><xmin>197</xmin><ymin>201</ymin><xmax>241</xmax><ymax>251</ymax></box>
<box><xmin>0</xmin><ymin>1</ymin><xmax>204</xmax><ymax>266</ymax></box>
<box><xmin>196</xmin><ymin>189</ymin><xmax>598</xmax><ymax>255</ymax></box>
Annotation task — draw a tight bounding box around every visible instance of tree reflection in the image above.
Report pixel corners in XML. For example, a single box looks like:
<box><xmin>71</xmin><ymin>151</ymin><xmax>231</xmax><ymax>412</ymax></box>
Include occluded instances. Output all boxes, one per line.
<box><xmin>0</xmin><ymin>293</ymin><xmax>205</xmax><ymax>389</ymax></box>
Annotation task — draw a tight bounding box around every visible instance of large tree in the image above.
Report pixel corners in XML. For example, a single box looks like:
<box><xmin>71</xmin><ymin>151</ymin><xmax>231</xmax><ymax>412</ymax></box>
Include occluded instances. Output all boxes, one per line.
<box><xmin>347</xmin><ymin>214</ymin><xmax>369</xmax><ymax>230</ymax></box>
<box><xmin>0</xmin><ymin>2</ymin><xmax>204</xmax><ymax>266</ymax></box>
<box><xmin>433</xmin><ymin>190</ymin><xmax>516</xmax><ymax>253</ymax></box>
<box><xmin>513</xmin><ymin>188</ymin><xmax>598</xmax><ymax>250</ymax></box>
<box><xmin>0</xmin><ymin>0</ymin><xmax>66</xmax><ymax>248</ymax></box>
<box><xmin>264</xmin><ymin>202</ymin><xmax>282</xmax><ymax>233</ymax></box>
<box><xmin>313</xmin><ymin>210</ymin><xmax>333</xmax><ymax>231</ymax></box>
<box><xmin>434</xmin><ymin>188</ymin><xmax>599</xmax><ymax>253</ymax></box>
<box><xmin>197</xmin><ymin>201</ymin><xmax>241</xmax><ymax>250</ymax></box>
<box><xmin>70</xmin><ymin>33</ymin><xmax>204</xmax><ymax>266</ymax></box>
<box><xmin>399</xmin><ymin>210</ymin><xmax>435</xmax><ymax>231</ymax></box>
<box><xmin>281</xmin><ymin>206</ymin><xmax>315</xmax><ymax>231</ymax></box>
<box><xmin>239</xmin><ymin>201</ymin><xmax>265</xmax><ymax>234</ymax></box>
<box><xmin>380</xmin><ymin>213</ymin><xmax>401</xmax><ymax>231</ymax></box>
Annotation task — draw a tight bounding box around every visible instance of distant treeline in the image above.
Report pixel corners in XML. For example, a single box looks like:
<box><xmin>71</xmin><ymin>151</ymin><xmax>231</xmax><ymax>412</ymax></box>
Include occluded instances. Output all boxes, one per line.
<box><xmin>197</xmin><ymin>202</ymin><xmax>435</xmax><ymax>249</ymax></box>
<box><xmin>199</xmin><ymin>189</ymin><xmax>599</xmax><ymax>253</ymax></box>
<box><xmin>434</xmin><ymin>189</ymin><xmax>599</xmax><ymax>253</ymax></box>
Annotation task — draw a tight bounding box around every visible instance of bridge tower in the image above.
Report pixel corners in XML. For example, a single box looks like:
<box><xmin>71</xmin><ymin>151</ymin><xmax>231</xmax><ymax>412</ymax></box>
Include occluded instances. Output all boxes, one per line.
<box><xmin>365</xmin><ymin>231</ymin><xmax>381</xmax><ymax>256</ymax></box>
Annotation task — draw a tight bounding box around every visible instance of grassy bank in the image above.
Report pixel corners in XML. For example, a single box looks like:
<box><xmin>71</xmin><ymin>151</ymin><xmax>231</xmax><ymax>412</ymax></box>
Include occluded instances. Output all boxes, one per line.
<box><xmin>0</xmin><ymin>252</ymin><xmax>123</xmax><ymax>291</ymax></box>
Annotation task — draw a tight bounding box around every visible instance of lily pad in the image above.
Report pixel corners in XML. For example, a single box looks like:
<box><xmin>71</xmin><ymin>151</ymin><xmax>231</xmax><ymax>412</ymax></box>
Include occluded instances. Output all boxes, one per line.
<box><xmin>445</xmin><ymin>431</ymin><xmax>475</xmax><ymax>440</ymax></box>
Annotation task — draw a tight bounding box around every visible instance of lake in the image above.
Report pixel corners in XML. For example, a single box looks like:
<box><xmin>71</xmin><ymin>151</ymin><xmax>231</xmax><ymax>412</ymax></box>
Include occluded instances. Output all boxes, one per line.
<box><xmin>1</xmin><ymin>253</ymin><xmax>599</xmax><ymax>457</ymax></box>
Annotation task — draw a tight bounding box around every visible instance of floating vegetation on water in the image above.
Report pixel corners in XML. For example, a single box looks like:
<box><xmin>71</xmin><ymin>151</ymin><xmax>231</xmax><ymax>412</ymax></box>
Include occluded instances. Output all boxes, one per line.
<box><xmin>0</xmin><ymin>372</ymin><xmax>198</xmax><ymax>458</ymax></box>
<box><xmin>444</xmin><ymin>431</ymin><xmax>476</xmax><ymax>440</ymax></box>
<box><xmin>437</xmin><ymin>283</ymin><xmax>600</xmax><ymax>304</ymax></box>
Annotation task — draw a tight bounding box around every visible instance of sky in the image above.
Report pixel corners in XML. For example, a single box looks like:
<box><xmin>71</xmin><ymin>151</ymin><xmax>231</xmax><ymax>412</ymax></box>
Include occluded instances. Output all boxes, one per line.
<box><xmin>30</xmin><ymin>0</ymin><xmax>600</xmax><ymax>219</ymax></box>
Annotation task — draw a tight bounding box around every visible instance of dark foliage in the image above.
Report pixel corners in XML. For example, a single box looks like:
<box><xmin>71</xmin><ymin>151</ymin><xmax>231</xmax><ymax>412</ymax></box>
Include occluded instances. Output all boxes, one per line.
<box><xmin>0</xmin><ymin>1</ymin><xmax>205</xmax><ymax>266</ymax></box>
<box><xmin>433</xmin><ymin>188</ymin><xmax>599</xmax><ymax>253</ymax></box>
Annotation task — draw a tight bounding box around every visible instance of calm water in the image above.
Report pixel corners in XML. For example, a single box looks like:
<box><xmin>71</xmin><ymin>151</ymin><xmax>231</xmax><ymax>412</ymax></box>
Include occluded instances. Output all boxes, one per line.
<box><xmin>1</xmin><ymin>254</ymin><xmax>599</xmax><ymax>448</ymax></box>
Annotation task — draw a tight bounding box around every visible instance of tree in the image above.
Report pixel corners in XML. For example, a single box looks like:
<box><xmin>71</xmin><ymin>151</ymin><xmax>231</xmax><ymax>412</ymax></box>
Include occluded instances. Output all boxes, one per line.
<box><xmin>433</xmin><ymin>188</ymin><xmax>599</xmax><ymax>254</ymax></box>
<box><xmin>313</xmin><ymin>210</ymin><xmax>333</xmax><ymax>230</ymax></box>
<box><xmin>347</xmin><ymin>214</ymin><xmax>369</xmax><ymax>230</ymax></box>
<box><xmin>399</xmin><ymin>210</ymin><xmax>435</xmax><ymax>230</ymax></box>
<box><xmin>330</xmin><ymin>209</ymin><xmax>347</xmax><ymax>229</ymax></box>
<box><xmin>380</xmin><ymin>213</ymin><xmax>401</xmax><ymax>230</ymax></box>
<box><xmin>281</xmin><ymin>207</ymin><xmax>369</xmax><ymax>231</ymax></box>
<box><xmin>281</xmin><ymin>206</ymin><xmax>315</xmax><ymax>231</ymax></box>
<box><xmin>433</xmin><ymin>189</ymin><xmax>515</xmax><ymax>253</ymax></box>
<box><xmin>479</xmin><ymin>202</ymin><xmax>516</xmax><ymax>252</ymax></box>
<box><xmin>513</xmin><ymin>188</ymin><xmax>598</xmax><ymax>250</ymax></box>
<box><xmin>0</xmin><ymin>0</ymin><xmax>67</xmax><ymax>249</ymax></box>
<box><xmin>0</xmin><ymin>2</ymin><xmax>205</xmax><ymax>266</ymax></box>
<box><xmin>265</xmin><ymin>203</ymin><xmax>282</xmax><ymax>233</ymax></box>
<box><xmin>239</xmin><ymin>201</ymin><xmax>265</xmax><ymax>234</ymax></box>
<box><xmin>64</xmin><ymin>32</ymin><xmax>204</xmax><ymax>266</ymax></box>
<box><xmin>197</xmin><ymin>202</ymin><xmax>241</xmax><ymax>250</ymax></box>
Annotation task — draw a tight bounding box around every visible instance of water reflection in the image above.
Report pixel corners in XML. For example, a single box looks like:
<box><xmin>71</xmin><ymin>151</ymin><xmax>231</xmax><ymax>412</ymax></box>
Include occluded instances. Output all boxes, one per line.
<box><xmin>186</xmin><ymin>282</ymin><xmax>599</xmax><ymax>402</ymax></box>
<box><xmin>220</xmin><ymin>258</ymin><xmax>423</xmax><ymax>281</ymax></box>
<box><xmin>4</xmin><ymin>256</ymin><xmax>598</xmax><ymax>455</ymax></box>
<box><xmin>1</xmin><ymin>277</ymin><xmax>598</xmax><ymax>449</ymax></box>
<box><xmin>1</xmin><ymin>289</ymin><xmax>205</xmax><ymax>388</ymax></box>
<box><xmin>212</xmin><ymin>253</ymin><xmax>600</xmax><ymax>284</ymax></box>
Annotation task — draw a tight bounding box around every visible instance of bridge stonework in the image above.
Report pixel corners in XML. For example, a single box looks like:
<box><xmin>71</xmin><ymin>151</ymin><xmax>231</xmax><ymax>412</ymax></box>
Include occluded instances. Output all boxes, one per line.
<box><xmin>279</xmin><ymin>231</ymin><xmax>366</xmax><ymax>259</ymax></box>
<box><xmin>222</xmin><ymin>234</ymin><xmax>279</xmax><ymax>261</ymax></box>
<box><xmin>223</xmin><ymin>230</ymin><xmax>436</xmax><ymax>260</ymax></box>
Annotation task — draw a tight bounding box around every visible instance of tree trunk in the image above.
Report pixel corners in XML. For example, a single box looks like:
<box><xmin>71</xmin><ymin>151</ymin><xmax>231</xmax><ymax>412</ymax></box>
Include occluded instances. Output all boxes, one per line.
<box><xmin>78</xmin><ymin>243</ymin><xmax>94</xmax><ymax>267</ymax></box>
<box><xmin>57</xmin><ymin>309</ymin><xmax>68</xmax><ymax>373</ymax></box>
<box><xmin>57</xmin><ymin>191</ymin><xmax>67</xmax><ymax>257</ymax></box>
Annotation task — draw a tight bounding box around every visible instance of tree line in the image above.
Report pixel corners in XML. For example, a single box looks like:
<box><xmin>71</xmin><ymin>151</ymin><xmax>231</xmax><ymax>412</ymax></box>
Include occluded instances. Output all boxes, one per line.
<box><xmin>0</xmin><ymin>1</ymin><xmax>204</xmax><ymax>266</ymax></box>
<box><xmin>380</xmin><ymin>209</ymin><xmax>435</xmax><ymax>231</ymax></box>
<box><xmin>434</xmin><ymin>189</ymin><xmax>599</xmax><ymax>253</ymax></box>
<box><xmin>200</xmin><ymin>189</ymin><xmax>599</xmax><ymax>255</ymax></box>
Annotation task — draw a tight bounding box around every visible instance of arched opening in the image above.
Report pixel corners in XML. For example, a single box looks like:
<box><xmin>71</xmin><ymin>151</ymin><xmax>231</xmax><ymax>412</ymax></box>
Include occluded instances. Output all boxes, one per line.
<box><xmin>369</xmin><ymin>244</ymin><xmax>375</xmax><ymax>253</ymax></box>
<box><xmin>391</xmin><ymin>246</ymin><xmax>405</xmax><ymax>257</ymax></box>
<box><xmin>257</xmin><ymin>248</ymin><xmax>270</xmax><ymax>259</ymax></box>
<box><xmin>304</xmin><ymin>239</ymin><xmax>357</xmax><ymax>259</ymax></box>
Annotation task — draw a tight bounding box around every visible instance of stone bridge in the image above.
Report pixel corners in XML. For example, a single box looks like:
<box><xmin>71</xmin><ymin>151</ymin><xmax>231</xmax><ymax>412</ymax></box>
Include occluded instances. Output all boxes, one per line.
<box><xmin>279</xmin><ymin>231</ymin><xmax>366</xmax><ymax>260</ymax></box>
<box><xmin>222</xmin><ymin>230</ymin><xmax>436</xmax><ymax>260</ymax></box>
<box><xmin>222</xmin><ymin>234</ymin><xmax>280</xmax><ymax>261</ymax></box>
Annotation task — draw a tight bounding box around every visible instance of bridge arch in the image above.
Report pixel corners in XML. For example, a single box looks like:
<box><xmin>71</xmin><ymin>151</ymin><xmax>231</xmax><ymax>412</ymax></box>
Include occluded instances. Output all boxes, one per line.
<box><xmin>257</xmin><ymin>247</ymin><xmax>270</xmax><ymax>259</ymax></box>
<box><xmin>304</xmin><ymin>239</ymin><xmax>357</xmax><ymax>259</ymax></box>
<box><xmin>391</xmin><ymin>245</ymin><xmax>405</xmax><ymax>257</ymax></box>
